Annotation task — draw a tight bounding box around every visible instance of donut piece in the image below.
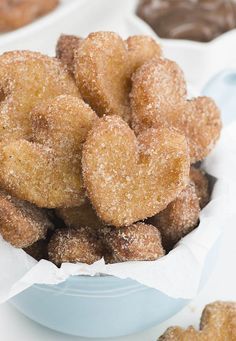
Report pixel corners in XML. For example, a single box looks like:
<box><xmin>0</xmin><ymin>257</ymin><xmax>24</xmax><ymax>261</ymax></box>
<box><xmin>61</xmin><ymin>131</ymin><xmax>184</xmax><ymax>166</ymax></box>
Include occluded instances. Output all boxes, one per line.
<box><xmin>190</xmin><ymin>167</ymin><xmax>210</xmax><ymax>208</ymax></box>
<box><xmin>131</xmin><ymin>58</ymin><xmax>222</xmax><ymax>162</ymax></box>
<box><xmin>0</xmin><ymin>0</ymin><xmax>59</xmax><ymax>32</ymax></box>
<box><xmin>74</xmin><ymin>32</ymin><xmax>162</xmax><ymax>123</ymax></box>
<box><xmin>74</xmin><ymin>31</ymin><xmax>131</xmax><ymax>122</ymax></box>
<box><xmin>56</xmin><ymin>34</ymin><xmax>82</xmax><ymax>74</ymax></box>
<box><xmin>150</xmin><ymin>183</ymin><xmax>200</xmax><ymax>250</ymax></box>
<box><xmin>126</xmin><ymin>35</ymin><xmax>162</xmax><ymax>75</ymax></box>
<box><xmin>57</xmin><ymin>200</ymin><xmax>103</xmax><ymax>229</ymax></box>
<box><xmin>0</xmin><ymin>95</ymin><xmax>98</xmax><ymax>208</ymax></box>
<box><xmin>102</xmin><ymin>223</ymin><xmax>165</xmax><ymax>263</ymax></box>
<box><xmin>159</xmin><ymin>301</ymin><xmax>236</xmax><ymax>340</ymax></box>
<box><xmin>31</xmin><ymin>95</ymin><xmax>97</xmax><ymax>156</ymax></box>
<box><xmin>0</xmin><ymin>191</ymin><xmax>53</xmax><ymax>248</ymax></box>
<box><xmin>82</xmin><ymin>115</ymin><xmax>190</xmax><ymax>227</ymax></box>
<box><xmin>48</xmin><ymin>228</ymin><xmax>103</xmax><ymax>266</ymax></box>
<box><xmin>0</xmin><ymin>51</ymin><xmax>79</xmax><ymax>142</ymax></box>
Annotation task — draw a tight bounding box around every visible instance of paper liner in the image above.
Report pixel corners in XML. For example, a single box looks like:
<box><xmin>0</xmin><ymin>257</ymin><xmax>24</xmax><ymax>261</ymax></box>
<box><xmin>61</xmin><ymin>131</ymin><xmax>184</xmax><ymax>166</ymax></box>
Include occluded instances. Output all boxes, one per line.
<box><xmin>0</xmin><ymin>123</ymin><xmax>235</xmax><ymax>302</ymax></box>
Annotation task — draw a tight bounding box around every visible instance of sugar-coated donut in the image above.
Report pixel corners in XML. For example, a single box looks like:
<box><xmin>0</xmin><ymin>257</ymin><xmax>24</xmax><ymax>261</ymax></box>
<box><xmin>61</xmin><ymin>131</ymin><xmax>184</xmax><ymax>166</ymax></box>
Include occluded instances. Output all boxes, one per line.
<box><xmin>0</xmin><ymin>190</ymin><xmax>53</xmax><ymax>248</ymax></box>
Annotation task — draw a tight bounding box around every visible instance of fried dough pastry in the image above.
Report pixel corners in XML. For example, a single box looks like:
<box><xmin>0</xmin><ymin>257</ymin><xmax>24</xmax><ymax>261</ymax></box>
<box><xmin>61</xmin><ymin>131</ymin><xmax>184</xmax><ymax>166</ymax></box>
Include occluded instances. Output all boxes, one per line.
<box><xmin>102</xmin><ymin>223</ymin><xmax>165</xmax><ymax>263</ymax></box>
<box><xmin>48</xmin><ymin>227</ymin><xmax>103</xmax><ymax>266</ymax></box>
<box><xmin>159</xmin><ymin>301</ymin><xmax>236</xmax><ymax>341</ymax></box>
<box><xmin>56</xmin><ymin>34</ymin><xmax>82</xmax><ymax>74</ymax></box>
<box><xmin>0</xmin><ymin>95</ymin><xmax>98</xmax><ymax>208</ymax></box>
<box><xmin>151</xmin><ymin>183</ymin><xmax>200</xmax><ymax>250</ymax></box>
<box><xmin>131</xmin><ymin>58</ymin><xmax>221</xmax><ymax>162</ymax></box>
<box><xmin>0</xmin><ymin>190</ymin><xmax>53</xmax><ymax>248</ymax></box>
<box><xmin>190</xmin><ymin>167</ymin><xmax>210</xmax><ymax>208</ymax></box>
<box><xmin>126</xmin><ymin>35</ymin><xmax>162</xmax><ymax>74</ymax></box>
<box><xmin>74</xmin><ymin>31</ymin><xmax>131</xmax><ymax>121</ymax></box>
<box><xmin>0</xmin><ymin>51</ymin><xmax>79</xmax><ymax>142</ymax></box>
<box><xmin>82</xmin><ymin>115</ymin><xmax>190</xmax><ymax>227</ymax></box>
<box><xmin>57</xmin><ymin>200</ymin><xmax>103</xmax><ymax>229</ymax></box>
<box><xmin>0</xmin><ymin>0</ymin><xmax>59</xmax><ymax>32</ymax></box>
<box><xmin>74</xmin><ymin>32</ymin><xmax>162</xmax><ymax>122</ymax></box>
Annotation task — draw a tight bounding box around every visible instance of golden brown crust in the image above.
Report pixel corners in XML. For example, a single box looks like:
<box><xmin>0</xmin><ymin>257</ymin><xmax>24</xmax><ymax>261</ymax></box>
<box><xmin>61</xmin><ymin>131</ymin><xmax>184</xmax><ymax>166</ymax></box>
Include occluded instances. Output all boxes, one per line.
<box><xmin>126</xmin><ymin>35</ymin><xmax>162</xmax><ymax>75</ymax></box>
<box><xmin>48</xmin><ymin>227</ymin><xmax>103</xmax><ymax>266</ymax></box>
<box><xmin>102</xmin><ymin>223</ymin><xmax>165</xmax><ymax>263</ymax></box>
<box><xmin>151</xmin><ymin>183</ymin><xmax>200</xmax><ymax>250</ymax></box>
<box><xmin>82</xmin><ymin>115</ymin><xmax>190</xmax><ymax>227</ymax></box>
<box><xmin>0</xmin><ymin>0</ymin><xmax>59</xmax><ymax>32</ymax></box>
<box><xmin>159</xmin><ymin>301</ymin><xmax>236</xmax><ymax>340</ymax></box>
<box><xmin>74</xmin><ymin>31</ymin><xmax>131</xmax><ymax>122</ymax></box>
<box><xmin>0</xmin><ymin>190</ymin><xmax>53</xmax><ymax>248</ymax></box>
<box><xmin>0</xmin><ymin>95</ymin><xmax>98</xmax><ymax>208</ymax></box>
<box><xmin>56</xmin><ymin>34</ymin><xmax>82</xmax><ymax>74</ymax></box>
<box><xmin>131</xmin><ymin>58</ymin><xmax>222</xmax><ymax>162</ymax></box>
<box><xmin>0</xmin><ymin>51</ymin><xmax>79</xmax><ymax>142</ymax></box>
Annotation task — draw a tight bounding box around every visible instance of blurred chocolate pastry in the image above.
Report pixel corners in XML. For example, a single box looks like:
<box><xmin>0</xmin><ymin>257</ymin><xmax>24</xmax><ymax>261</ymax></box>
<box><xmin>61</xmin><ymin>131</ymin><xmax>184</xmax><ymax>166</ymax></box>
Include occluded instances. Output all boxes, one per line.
<box><xmin>0</xmin><ymin>0</ymin><xmax>59</xmax><ymax>32</ymax></box>
<box><xmin>137</xmin><ymin>0</ymin><xmax>236</xmax><ymax>42</ymax></box>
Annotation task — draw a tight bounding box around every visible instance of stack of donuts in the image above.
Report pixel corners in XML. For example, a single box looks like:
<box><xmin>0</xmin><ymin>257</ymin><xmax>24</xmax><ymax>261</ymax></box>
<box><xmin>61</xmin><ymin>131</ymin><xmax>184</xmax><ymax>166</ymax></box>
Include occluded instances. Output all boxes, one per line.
<box><xmin>0</xmin><ymin>32</ymin><xmax>221</xmax><ymax>266</ymax></box>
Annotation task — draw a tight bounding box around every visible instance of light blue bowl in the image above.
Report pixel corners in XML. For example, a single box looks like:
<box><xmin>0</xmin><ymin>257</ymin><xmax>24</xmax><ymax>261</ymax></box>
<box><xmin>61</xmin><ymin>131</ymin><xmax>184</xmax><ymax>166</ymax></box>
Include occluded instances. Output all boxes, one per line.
<box><xmin>10</xmin><ymin>237</ymin><xmax>219</xmax><ymax>338</ymax></box>
<box><xmin>10</xmin><ymin>70</ymin><xmax>233</xmax><ymax>338</ymax></box>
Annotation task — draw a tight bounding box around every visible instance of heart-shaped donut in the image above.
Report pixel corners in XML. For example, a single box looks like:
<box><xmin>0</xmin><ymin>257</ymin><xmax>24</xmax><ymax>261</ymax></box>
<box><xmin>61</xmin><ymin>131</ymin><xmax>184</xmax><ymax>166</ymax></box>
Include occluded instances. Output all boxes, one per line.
<box><xmin>126</xmin><ymin>35</ymin><xmax>162</xmax><ymax>75</ymax></box>
<box><xmin>131</xmin><ymin>58</ymin><xmax>222</xmax><ymax>162</ymax></box>
<box><xmin>74</xmin><ymin>32</ymin><xmax>131</xmax><ymax>121</ymax></box>
<box><xmin>82</xmin><ymin>115</ymin><xmax>190</xmax><ymax>227</ymax></box>
<box><xmin>74</xmin><ymin>32</ymin><xmax>161</xmax><ymax>123</ymax></box>
<box><xmin>0</xmin><ymin>50</ymin><xmax>79</xmax><ymax>142</ymax></box>
<box><xmin>0</xmin><ymin>95</ymin><xmax>97</xmax><ymax>208</ymax></box>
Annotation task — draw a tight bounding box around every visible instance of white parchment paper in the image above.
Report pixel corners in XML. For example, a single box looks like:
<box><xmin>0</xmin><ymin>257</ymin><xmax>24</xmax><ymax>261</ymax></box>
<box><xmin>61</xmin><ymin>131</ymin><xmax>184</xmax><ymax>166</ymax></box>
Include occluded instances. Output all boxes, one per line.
<box><xmin>0</xmin><ymin>122</ymin><xmax>235</xmax><ymax>302</ymax></box>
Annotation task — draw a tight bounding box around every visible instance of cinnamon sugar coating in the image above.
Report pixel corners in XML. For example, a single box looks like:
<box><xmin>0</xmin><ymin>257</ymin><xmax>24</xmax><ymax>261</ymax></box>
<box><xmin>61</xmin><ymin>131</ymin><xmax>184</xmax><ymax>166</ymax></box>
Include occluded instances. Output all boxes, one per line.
<box><xmin>74</xmin><ymin>32</ymin><xmax>162</xmax><ymax>123</ymax></box>
<box><xmin>48</xmin><ymin>227</ymin><xmax>103</xmax><ymax>266</ymax></box>
<box><xmin>0</xmin><ymin>51</ymin><xmax>79</xmax><ymax>142</ymax></box>
<box><xmin>190</xmin><ymin>167</ymin><xmax>210</xmax><ymax>209</ymax></box>
<box><xmin>131</xmin><ymin>58</ymin><xmax>222</xmax><ymax>162</ymax></box>
<box><xmin>102</xmin><ymin>223</ymin><xmax>165</xmax><ymax>263</ymax></box>
<box><xmin>159</xmin><ymin>301</ymin><xmax>236</xmax><ymax>340</ymax></box>
<box><xmin>126</xmin><ymin>35</ymin><xmax>162</xmax><ymax>75</ymax></box>
<box><xmin>0</xmin><ymin>191</ymin><xmax>53</xmax><ymax>248</ymax></box>
<box><xmin>56</xmin><ymin>34</ymin><xmax>82</xmax><ymax>74</ymax></box>
<box><xmin>82</xmin><ymin>115</ymin><xmax>190</xmax><ymax>227</ymax></box>
<box><xmin>74</xmin><ymin>31</ymin><xmax>131</xmax><ymax>122</ymax></box>
<box><xmin>0</xmin><ymin>95</ymin><xmax>97</xmax><ymax>208</ymax></box>
<box><xmin>151</xmin><ymin>183</ymin><xmax>200</xmax><ymax>250</ymax></box>
<box><xmin>0</xmin><ymin>0</ymin><xmax>59</xmax><ymax>32</ymax></box>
